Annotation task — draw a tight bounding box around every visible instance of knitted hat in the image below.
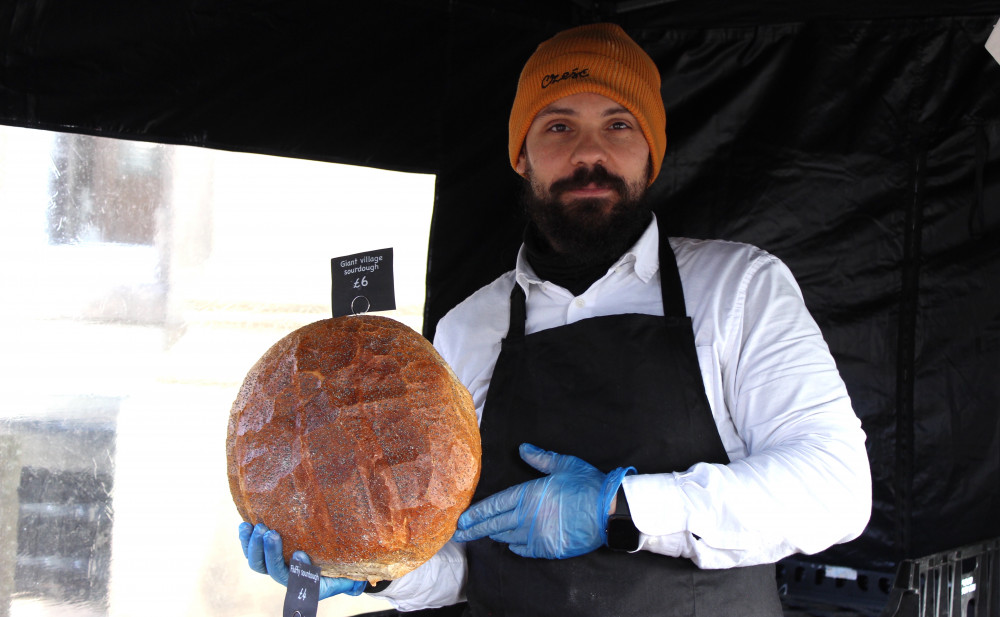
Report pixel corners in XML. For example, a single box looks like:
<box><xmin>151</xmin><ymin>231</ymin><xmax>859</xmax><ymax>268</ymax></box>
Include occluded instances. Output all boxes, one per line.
<box><xmin>509</xmin><ymin>23</ymin><xmax>667</xmax><ymax>183</ymax></box>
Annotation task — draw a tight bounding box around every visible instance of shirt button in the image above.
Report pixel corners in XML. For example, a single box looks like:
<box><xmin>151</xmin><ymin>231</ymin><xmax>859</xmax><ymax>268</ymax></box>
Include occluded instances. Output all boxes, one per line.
<box><xmin>574</xmin><ymin>298</ymin><xmax>585</xmax><ymax>308</ymax></box>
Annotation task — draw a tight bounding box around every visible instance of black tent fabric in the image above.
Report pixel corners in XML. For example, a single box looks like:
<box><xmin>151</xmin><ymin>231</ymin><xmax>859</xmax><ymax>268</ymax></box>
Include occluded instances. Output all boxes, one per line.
<box><xmin>654</xmin><ymin>18</ymin><xmax>1000</xmax><ymax>570</ymax></box>
<box><xmin>2</xmin><ymin>0</ymin><xmax>999</xmax><ymax>600</ymax></box>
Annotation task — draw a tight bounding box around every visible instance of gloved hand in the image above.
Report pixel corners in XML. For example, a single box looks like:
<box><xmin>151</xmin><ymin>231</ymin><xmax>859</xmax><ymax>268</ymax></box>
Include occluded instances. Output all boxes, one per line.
<box><xmin>453</xmin><ymin>443</ymin><xmax>634</xmax><ymax>559</ymax></box>
<box><xmin>238</xmin><ymin>521</ymin><xmax>366</xmax><ymax>600</ymax></box>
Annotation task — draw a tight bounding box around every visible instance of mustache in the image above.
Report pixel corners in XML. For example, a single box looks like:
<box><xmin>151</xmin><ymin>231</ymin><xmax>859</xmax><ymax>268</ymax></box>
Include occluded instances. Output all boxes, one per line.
<box><xmin>548</xmin><ymin>165</ymin><xmax>629</xmax><ymax>198</ymax></box>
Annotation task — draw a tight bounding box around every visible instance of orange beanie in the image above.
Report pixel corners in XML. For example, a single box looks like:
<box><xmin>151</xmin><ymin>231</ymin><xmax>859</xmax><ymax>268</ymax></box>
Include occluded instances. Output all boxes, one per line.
<box><xmin>508</xmin><ymin>23</ymin><xmax>667</xmax><ymax>183</ymax></box>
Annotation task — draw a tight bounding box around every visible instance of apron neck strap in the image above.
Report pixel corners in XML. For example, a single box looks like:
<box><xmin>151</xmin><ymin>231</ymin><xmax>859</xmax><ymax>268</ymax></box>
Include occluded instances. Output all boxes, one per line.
<box><xmin>508</xmin><ymin>283</ymin><xmax>527</xmax><ymax>339</ymax></box>
<box><xmin>657</xmin><ymin>234</ymin><xmax>688</xmax><ymax>319</ymax></box>
<box><xmin>506</xmin><ymin>229</ymin><xmax>688</xmax><ymax>339</ymax></box>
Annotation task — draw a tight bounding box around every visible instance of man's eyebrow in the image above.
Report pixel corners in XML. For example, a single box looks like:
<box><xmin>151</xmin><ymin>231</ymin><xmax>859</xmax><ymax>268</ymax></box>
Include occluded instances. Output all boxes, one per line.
<box><xmin>535</xmin><ymin>105</ymin><xmax>633</xmax><ymax>118</ymax></box>
<box><xmin>535</xmin><ymin>106</ymin><xmax>577</xmax><ymax>118</ymax></box>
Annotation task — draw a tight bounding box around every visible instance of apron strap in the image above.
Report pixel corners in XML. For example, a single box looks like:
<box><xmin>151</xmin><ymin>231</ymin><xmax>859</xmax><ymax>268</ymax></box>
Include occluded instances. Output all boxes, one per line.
<box><xmin>507</xmin><ymin>283</ymin><xmax>527</xmax><ymax>339</ymax></box>
<box><xmin>658</xmin><ymin>235</ymin><xmax>689</xmax><ymax>319</ymax></box>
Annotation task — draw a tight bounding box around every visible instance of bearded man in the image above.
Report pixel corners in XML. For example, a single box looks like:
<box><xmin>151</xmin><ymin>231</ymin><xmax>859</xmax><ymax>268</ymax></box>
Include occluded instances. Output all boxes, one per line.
<box><xmin>241</xmin><ymin>23</ymin><xmax>872</xmax><ymax>617</ymax></box>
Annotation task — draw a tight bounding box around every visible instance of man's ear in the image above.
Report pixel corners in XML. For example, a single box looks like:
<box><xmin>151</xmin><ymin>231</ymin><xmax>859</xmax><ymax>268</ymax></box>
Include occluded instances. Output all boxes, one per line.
<box><xmin>515</xmin><ymin>148</ymin><xmax>527</xmax><ymax>176</ymax></box>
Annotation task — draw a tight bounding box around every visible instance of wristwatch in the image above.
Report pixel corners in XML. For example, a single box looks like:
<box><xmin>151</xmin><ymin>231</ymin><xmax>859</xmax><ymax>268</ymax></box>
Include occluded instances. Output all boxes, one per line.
<box><xmin>606</xmin><ymin>485</ymin><xmax>641</xmax><ymax>552</ymax></box>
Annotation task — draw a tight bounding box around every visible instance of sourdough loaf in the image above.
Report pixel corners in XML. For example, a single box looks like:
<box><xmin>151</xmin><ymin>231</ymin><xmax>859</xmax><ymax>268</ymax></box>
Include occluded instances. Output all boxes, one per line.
<box><xmin>226</xmin><ymin>315</ymin><xmax>480</xmax><ymax>583</ymax></box>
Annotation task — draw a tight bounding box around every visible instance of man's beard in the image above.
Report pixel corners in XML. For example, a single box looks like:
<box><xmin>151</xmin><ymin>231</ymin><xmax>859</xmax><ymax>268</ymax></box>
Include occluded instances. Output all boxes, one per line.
<box><xmin>522</xmin><ymin>162</ymin><xmax>653</xmax><ymax>265</ymax></box>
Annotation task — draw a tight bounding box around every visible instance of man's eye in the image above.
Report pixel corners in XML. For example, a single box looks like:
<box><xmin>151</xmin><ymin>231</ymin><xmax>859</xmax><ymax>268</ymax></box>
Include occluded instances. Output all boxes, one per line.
<box><xmin>609</xmin><ymin>121</ymin><xmax>631</xmax><ymax>130</ymax></box>
<box><xmin>547</xmin><ymin>123</ymin><xmax>570</xmax><ymax>132</ymax></box>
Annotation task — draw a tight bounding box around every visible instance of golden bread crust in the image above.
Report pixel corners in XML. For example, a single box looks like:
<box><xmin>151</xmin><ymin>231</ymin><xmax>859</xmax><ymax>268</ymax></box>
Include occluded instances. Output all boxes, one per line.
<box><xmin>226</xmin><ymin>315</ymin><xmax>480</xmax><ymax>583</ymax></box>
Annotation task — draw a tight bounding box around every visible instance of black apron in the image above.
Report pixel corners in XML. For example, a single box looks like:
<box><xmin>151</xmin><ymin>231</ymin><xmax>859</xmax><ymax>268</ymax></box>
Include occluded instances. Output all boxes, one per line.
<box><xmin>464</xmin><ymin>228</ymin><xmax>783</xmax><ymax>617</ymax></box>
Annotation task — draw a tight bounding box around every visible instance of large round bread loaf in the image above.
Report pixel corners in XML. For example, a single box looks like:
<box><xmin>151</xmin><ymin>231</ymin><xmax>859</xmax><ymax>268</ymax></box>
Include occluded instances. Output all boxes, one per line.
<box><xmin>226</xmin><ymin>315</ymin><xmax>480</xmax><ymax>583</ymax></box>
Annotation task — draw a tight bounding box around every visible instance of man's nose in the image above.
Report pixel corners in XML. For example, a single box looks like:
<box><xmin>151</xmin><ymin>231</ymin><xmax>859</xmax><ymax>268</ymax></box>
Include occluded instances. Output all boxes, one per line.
<box><xmin>570</xmin><ymin>131</ymin><xmax>608</xmax><ymax>167</ymax></box>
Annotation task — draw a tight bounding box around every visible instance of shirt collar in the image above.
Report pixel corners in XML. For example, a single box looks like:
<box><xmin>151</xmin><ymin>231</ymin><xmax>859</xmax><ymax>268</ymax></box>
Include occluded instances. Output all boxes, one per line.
<box><xmin>515</xmin><ymin>214</ymin><xmax>661</xmax><ymax>292</ymax></box>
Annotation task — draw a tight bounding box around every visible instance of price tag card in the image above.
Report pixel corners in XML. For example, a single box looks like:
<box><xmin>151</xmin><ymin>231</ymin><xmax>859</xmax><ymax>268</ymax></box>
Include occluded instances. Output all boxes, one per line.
<box><xmin>331</xmin><ymin>248</ymin><xmax>396</xmax><ymax>317</ymax></box>
<box><xmin>282</xmin><ymin>555</ymin><xmax>321</xmax><ymax>617</ymax></box>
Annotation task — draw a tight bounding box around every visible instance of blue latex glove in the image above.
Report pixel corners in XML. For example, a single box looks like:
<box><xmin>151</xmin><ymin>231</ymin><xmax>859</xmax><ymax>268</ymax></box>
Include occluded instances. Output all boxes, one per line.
<box><xmin>238</xmin><ymin>521</ymin><xmax>366</xmax><ymax>599</ymax></box>
<box><xmin>453</xmin><ymin>443</ymin><xmax>634</xmax><ymax>559</ymax></box>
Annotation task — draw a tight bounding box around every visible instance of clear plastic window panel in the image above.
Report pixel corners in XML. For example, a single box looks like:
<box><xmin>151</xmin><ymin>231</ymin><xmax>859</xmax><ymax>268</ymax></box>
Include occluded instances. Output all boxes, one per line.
<box><xmin>0</xmin><ymin>125</ymin><xmax>436</xmax><ymax>617</ymax></box>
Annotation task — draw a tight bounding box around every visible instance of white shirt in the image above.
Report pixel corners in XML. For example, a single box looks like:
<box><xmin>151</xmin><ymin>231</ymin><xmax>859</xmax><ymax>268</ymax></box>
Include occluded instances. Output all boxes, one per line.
<box><xmin>375</xmin><ymin>216</ymin><xmax>871</xmax><ymax>610</ymax></box>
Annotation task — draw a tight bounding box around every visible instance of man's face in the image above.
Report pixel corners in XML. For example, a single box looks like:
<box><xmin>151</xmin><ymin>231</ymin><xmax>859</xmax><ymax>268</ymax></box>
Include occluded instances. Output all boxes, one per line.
<box><xmin>516</xmin><ymin>92</ymin><xmax>653</xmax><ymax>259</ymax></box>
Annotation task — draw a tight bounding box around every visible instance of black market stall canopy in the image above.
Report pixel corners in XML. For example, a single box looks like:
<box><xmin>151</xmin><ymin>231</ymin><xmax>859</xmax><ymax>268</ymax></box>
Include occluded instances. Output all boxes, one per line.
<box><xmin>3</xmin><ymin>0</ymin><xmax>999</xmax><ymax>610</ymax></box>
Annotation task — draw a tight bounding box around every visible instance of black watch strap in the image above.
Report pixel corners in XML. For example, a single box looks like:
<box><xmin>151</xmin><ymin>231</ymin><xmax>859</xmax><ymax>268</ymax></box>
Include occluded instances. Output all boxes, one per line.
<box><xmin>365</xmin><ymin>580</ymin><xmax>392</xmax><ymax>593</ymax></box>
<box><xmin>606</xmin><ymin>485</ymin><xmax>641</xmax><ymax>552</ymax></box>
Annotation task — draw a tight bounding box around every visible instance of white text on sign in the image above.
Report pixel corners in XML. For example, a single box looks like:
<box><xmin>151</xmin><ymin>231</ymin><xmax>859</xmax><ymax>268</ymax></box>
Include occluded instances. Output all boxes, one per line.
<box><xmin>340</xmin><ymin>254</ymin><xmax>383</xmax><ymax>275</ymax></box>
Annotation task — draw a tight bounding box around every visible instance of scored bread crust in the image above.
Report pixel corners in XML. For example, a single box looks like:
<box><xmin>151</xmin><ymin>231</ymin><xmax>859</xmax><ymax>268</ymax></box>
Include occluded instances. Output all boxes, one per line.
<box><xmin>226</xmin><ymin>315</ymin><xmax>481</xmax><ymax>583</ymax></box>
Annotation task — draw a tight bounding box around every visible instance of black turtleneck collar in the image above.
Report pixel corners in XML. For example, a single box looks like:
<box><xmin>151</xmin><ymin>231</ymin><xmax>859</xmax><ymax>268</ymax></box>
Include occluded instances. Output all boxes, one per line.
<box><xmin>522</xmin><ymin>222</ymin><xmax>623</xmax><ymax>297</ymax></box>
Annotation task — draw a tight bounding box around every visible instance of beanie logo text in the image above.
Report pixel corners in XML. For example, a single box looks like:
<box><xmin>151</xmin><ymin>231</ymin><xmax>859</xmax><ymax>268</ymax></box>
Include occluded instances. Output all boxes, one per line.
<box><xmin>541</xmin><ymin>67</ymin><xmax>590</xmax><ymax>89</ymax></box>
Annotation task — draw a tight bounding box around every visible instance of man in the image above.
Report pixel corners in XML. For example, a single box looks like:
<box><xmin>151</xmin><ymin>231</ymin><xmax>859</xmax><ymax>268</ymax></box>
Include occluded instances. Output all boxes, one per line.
<box><xmin>241</xmin><ymin>23</ymin><xmax>872</xmax><ymax>615</ymax></box>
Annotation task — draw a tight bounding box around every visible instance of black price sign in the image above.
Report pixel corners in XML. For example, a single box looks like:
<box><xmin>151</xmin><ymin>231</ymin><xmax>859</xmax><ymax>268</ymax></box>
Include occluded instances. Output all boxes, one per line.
<box><xmin>282</xmin><ymin>555</ymin><xmax>321</xmax><ymax>617</ymax></box>
<box><xmin>331</xmin><ymin>248</ymin><xmax>396</xmax><ymax>317</ymax></box>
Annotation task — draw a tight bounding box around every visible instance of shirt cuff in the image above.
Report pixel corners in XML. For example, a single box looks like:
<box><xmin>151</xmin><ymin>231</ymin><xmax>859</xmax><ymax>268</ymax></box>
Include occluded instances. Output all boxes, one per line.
<box><xmin>637</xmin><ymin>532</ymin><xmax>689</xmax><ymax>557</ymax></box>
<box><xmin>622</xmin><ymin>472</ymin><xmax>688</xmax><ymax>536</ymax></box>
